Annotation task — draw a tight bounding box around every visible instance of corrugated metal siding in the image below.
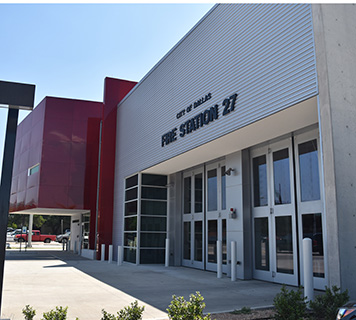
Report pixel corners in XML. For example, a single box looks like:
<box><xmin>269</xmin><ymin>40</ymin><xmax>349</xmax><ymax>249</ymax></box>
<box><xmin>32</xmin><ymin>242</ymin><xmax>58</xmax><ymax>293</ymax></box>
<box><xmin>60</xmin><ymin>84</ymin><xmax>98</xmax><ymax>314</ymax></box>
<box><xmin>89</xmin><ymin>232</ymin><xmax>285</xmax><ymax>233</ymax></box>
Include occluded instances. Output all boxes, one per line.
<box><xmin>113</xmin><ymin>3</ymin><xmax>317</xmax><ymax>246</ymax></box>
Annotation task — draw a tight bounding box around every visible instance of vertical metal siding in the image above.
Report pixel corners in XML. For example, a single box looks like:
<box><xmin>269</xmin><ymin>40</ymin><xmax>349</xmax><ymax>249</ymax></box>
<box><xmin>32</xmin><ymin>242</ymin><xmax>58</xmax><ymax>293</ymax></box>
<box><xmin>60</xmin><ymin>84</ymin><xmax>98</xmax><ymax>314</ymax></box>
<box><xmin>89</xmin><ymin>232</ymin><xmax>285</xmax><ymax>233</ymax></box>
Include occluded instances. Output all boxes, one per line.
<box><xmin>112</xmin><ymin>4</ymin><xmax>317</xmax><ymax>246</ymax></box>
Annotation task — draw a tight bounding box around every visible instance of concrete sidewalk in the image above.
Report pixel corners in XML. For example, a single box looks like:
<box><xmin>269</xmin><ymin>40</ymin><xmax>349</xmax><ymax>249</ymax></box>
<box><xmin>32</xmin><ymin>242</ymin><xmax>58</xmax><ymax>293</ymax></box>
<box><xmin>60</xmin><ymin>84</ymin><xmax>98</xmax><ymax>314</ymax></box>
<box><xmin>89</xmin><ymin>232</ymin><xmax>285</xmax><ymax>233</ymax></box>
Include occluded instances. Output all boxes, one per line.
<box><xmin>2</xmin><ymin>250</ymin><xmax>285</xmax><ymax>320</ymax></box>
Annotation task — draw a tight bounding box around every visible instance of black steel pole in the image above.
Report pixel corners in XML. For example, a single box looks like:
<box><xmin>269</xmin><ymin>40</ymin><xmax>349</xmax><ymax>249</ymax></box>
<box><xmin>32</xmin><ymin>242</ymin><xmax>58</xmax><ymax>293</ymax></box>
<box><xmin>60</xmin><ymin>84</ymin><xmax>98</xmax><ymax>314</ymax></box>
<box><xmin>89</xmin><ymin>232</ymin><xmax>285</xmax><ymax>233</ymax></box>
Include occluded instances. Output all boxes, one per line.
<box><xmin>0</xmin><ymin>108</ymin><xmax>19</xmax><ymax>316</ymax></box>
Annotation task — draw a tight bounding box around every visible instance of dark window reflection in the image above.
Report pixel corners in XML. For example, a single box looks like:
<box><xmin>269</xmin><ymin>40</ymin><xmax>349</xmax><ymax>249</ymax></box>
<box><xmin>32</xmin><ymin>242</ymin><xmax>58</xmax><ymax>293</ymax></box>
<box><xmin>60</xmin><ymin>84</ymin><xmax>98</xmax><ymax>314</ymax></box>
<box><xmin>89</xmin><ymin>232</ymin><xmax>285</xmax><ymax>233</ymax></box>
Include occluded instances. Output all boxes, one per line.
<box><xmin>253</xmin><ymin>155</ymin><xmax>268</xmax><ymax>207</ymax></box>
<box><xmin>125</xmin><ymin>201</ymin><xmax>137</xmax><ymax>216</ymax></box>
<box><xmin>140</xmin><ymin>249</ymin><xmax>165</xmax><ymax>264</ymax></box>
<box><xmin>208</xmin><ymin>220</ymin><xmax>217</xmax><ymax>263</ymax></box>
<box><xmin>124</xmin><ymin>216</ymin><xmax>137</xmax><ymax>231</ymax></box>
<box><xmin>194</xmin><ymin>221</ymin><xmax>203</xmax><ymax>262</ymax></box>
<box><xmin>125</xmin><ymin>187</ymin><xmax>138</xmax><ymax>201</ymax></box>
<box><xmin>254</xmin><ymin>217</ymin><xmax>269</xmax><ymax>271</ymax></box>
<box><xmin>141</xmin><ymin>217</ymin><xmax>166</xmax><ymax>231</ymax></box>
<box><xmin>124</xmin><ymin>248</ymin><xmax>136</xmax><ymax>263</ymax></box>
<box><xmin>302</xmin><ymin>213</ymin><xmax>324</xmax><ymax>278</ymax></box>
<box><xmin>273</xmin><ymin>149</ymin><xmax>291</xmax><ymax>205</ymax></box>
<box><xmin>221</xmin><ymin>166</ymin><xmax>226</xmax><ymax>210</ymax></box>
<box><xmin>126</xmin><ymin>175</ymin><xmax>138</xmax><ymax>189</ymax></box>
<box><xmin>195</xmin><ymin>173</ymin><xmax>203</xmax><ymax>213</ymax></box>
<box><xmin>275</xmin><ymin>216</ymin><xmax>294</xmax><ymax>274</ymax></box>
<box><xmin>184</xmin><ymin>177</ymin><xmax>191</xmax><ymax>214</ymax></box>
<box><xmin>207</xmin><ymin>169</ymin><xmax>217</xmax><ymax>211</ymax></box>
<box><xmin>222</xmin><ymin>219</ymin><xmax>227</xmax><ymax>265</ymax></box>
<box><xmin>141</xmin><ymin>187</ymin><xmax>167</xmax><ymax>200</ymax></box>
<box><xmin>140</xmin><ymin>233</ymin><xmax>166</xmax><ymax>248</ymax></box>
<box><xmin>141</xmin><ymin>174</ymin><xmax>167</xmax><ymax>186</ymax></box>
<box><xmin>184</xmin><ymin>222</ymin><xmax>191</xmax><ymax>260</ymax></box>
<box><xmin>141</xmin><ymin>200</ymin><xmax>167</xmax><ymax>215</ymax></box>
<box><xmin>299</xmin><ymin>140</ymin><xmax>320</xmax><ymax>202</ymax></box>
<box><xmin>124</xmin><ymin>233</ymin><xmax>137</xmax><ymax>247</ymax></box>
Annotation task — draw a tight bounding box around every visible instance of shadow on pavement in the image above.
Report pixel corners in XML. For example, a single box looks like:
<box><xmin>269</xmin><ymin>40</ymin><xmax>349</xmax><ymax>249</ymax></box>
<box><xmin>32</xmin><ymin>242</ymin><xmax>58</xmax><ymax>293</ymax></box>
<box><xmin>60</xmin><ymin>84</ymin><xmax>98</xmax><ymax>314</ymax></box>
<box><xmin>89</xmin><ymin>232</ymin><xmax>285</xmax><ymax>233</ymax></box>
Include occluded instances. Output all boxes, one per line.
<box><xmin>5</xmin><ymin>250</ymin><xmax>284</xmax><ymax>314</ymax></box>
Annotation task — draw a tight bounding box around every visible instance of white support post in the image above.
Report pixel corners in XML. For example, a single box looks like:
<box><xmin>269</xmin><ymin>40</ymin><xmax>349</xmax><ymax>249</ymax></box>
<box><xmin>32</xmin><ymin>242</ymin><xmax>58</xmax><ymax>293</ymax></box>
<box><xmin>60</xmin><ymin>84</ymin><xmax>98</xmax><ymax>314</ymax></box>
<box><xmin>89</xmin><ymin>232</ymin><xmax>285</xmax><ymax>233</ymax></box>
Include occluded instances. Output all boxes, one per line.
<box><xmin>303</xmin><ymin>238</ymin><xmax>314</xmax><ymax>303</ymax></box>
<box><xmin>217</xmin><ymin>240</ymin><xmax>222</xmax><ymax>279</ymax></box>
<box><xmin>108</xmin><ymin>245</ymin><xmax>113</xmax><ymax>264</ymax></box>
<box><xmin>165</xmin><ymin>238</ymin><xmax>170</xmax><ymax>267</ymax></box>
<box><xmin>231</xmin><ymin>241</ymin><xmax>237</xmax><ymax>281</ymax></box>
<box><xmin>117</xmin><ymin>246</ymin><xmax>123</xmax><ymax>266</ymax></box>
<box><xmin>28</xmin><ymin>214</ymin><xmax>33</xmax><ymax>248</ymax></box>
<box><xmin>101</xmin><ymin>244</ymin><xmax>105</xmax><ymax>262</ymax></box>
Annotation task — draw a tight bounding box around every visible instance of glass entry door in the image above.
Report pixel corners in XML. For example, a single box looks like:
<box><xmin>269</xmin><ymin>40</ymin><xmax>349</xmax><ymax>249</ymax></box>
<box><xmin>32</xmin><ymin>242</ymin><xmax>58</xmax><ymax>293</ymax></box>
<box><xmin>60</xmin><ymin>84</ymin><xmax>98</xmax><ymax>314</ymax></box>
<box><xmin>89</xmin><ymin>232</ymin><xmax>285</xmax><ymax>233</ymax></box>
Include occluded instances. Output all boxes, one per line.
<box><xmin>294</xmin><ymin>130</ymin><xmax>326</xmax><ymax>290</ymax></box>
<box><xmin>182</xmin><ymin>161</ymin><xmax>227</xmax><ymax>273</ymax></box>
<box><xmin>252</xmin><ymin>139</ymin><xmax>298</xmax><ymax>286</ymax></box>
<box><xmin>205</xmin><ymin>161</ymin><xmax>228</xmax><ymax>273</ymax></box>
<box><xmin>182</xmin><ymin>167</ymin><xmax>204</xmax><ymax>269</ymax></box>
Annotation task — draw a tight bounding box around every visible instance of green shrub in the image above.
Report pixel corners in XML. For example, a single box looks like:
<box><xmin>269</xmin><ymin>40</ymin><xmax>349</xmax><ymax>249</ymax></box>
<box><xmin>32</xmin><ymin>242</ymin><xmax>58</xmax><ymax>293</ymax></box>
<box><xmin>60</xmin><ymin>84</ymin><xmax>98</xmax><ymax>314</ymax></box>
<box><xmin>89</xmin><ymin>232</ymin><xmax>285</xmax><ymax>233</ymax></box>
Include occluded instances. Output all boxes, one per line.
<box><xmin>42</xmin><ymin>306</ymin><xmax>68</xmax><ymax>320</ymax></box>
<box><xmin>309</xmin><ymin>286</ymin><xmax>349</xmax><ymax>320</ymax></box>
<box><xmin>273</xmin><ymin>285</ymin><xmax>306</xmax><ymax>320</ymax></box>
<box><xmin>230</xmin><ymin>306</ymin><xmax>251</xmax><ymax>315</ymax></box>
<box><xmin>22</xmin><ymin>305</ymin><xmax>36</xmax><ymax>320</ymax></box>
<box><xmin>167</xmin><ymin>291</ymin><xmax>211</xmax><ymax>320</ymax></box>
<box><xmin>101</xmin><ymin>309</ymin><xmax>117</xmax><ymax>320</ymax></box>
<box><xmin>101</xmin><ymin>301</ymin><xmax>144</xmax><ymax>320</ymax></box>
<box><xmin>117</xmin><ymin>301</ymin><xmax>144</xmax><ymax>320</ymax></box>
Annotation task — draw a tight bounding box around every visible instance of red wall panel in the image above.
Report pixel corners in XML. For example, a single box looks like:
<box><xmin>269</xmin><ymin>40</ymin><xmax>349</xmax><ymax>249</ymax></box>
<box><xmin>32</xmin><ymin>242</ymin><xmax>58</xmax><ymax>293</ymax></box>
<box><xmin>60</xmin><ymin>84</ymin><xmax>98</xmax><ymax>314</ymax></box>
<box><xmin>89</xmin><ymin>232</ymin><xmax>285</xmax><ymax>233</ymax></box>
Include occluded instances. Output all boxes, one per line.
<box><xmin>97</xmin><ymin>77</ymin><xmax>136</xmax><ymax>259</ymax></box>
<box><xmin>11</xmin><ymin>78</ymin><xmax>136</xmax><ymax>256</ymax></box>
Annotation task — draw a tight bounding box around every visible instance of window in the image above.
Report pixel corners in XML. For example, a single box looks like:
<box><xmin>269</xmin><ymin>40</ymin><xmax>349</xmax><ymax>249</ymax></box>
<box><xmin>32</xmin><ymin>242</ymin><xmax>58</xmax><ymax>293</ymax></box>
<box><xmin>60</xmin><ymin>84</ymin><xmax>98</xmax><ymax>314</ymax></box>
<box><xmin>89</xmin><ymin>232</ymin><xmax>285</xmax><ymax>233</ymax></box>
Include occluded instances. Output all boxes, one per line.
<box><xmin>207</xmin><ymin>169</ymin><xmax>217</xmax><ymax>211</ymax></box>
<box><xmin>298</xmin><ymin>140</ymin><xmax>320</xmax><ymax>202</ymax></box>
<box><xmin>123</xmin><ymin>174</ymin><xmax>138</xmax><ymax>264</ymax></box>
<box><xmin>123</xmin><ymin>173</ymin><xmax>168</xmax><ymax>264</ymax></box>
<box><xmin>253</xmin><ymin>155</ymin><xmax>268</xmax><ymax>207</ymax></box>
<box><xmin>28</xmin><ymin>163</ymin><xmax>39</xmax><ymax>176</ymax></box>
<box><xmin>140</xmin><ymin>174</ymin><xmax>167</xmax><ymax>264</ymax></box>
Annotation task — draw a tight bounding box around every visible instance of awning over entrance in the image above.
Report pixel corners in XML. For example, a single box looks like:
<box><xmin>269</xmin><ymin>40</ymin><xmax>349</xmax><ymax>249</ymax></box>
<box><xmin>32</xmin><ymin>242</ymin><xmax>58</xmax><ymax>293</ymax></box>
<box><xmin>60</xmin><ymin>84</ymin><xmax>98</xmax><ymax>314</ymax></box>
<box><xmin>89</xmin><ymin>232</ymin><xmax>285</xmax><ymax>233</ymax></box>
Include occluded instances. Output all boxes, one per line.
<box><xmin>10</xmin><ymin>208</ymin><xmax>90</xmax><ymax>216</ymax></box>
<box><xmin>8</xmin><ymin>208</ymin><xmax>90</xmax><ymax>250</ymax></box>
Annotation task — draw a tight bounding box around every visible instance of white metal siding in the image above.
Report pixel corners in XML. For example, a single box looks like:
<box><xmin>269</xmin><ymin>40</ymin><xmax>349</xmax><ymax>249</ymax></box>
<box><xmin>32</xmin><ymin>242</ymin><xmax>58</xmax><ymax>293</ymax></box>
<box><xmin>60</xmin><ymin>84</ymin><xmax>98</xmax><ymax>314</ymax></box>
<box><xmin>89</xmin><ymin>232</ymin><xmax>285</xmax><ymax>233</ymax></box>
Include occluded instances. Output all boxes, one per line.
<box><xmin>113</xmin><ymin>4</ymin><xmax>317</xmax><ymax>246</ymax></box>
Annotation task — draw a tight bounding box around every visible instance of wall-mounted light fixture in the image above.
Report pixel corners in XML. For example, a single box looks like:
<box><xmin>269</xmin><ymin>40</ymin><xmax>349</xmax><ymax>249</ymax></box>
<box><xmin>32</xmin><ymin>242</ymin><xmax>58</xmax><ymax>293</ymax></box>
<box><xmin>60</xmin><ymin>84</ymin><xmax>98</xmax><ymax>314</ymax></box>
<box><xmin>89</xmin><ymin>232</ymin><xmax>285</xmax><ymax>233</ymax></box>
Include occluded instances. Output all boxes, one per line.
<box><xmin>225</xmin><ymin>168</ymin><xmax>235</xmax><ymax>176</ymax></box>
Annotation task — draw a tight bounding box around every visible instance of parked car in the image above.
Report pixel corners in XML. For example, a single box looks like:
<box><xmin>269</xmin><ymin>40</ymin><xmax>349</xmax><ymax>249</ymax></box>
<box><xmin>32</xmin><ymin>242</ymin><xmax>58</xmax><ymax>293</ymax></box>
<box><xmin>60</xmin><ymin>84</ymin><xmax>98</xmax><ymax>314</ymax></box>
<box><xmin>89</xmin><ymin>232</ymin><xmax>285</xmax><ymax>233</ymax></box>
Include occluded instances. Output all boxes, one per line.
<box><xmin>337</xmin><ymin>301</ymin><xmax>356</xmax><ymax>319</ymax></box>
<box><xmin>7</xmin><ymin>229</ymin><xmax>22</xmax><ymax>241</ymax></box>
<box><xmin>56</xmin><ymin>231</ymin><xmax>71</xmax><ymax>243</ymax></box>
<box><xmin>14</xmin><ymin>230</ymin><xmax>56</xmax><ymax>243</ymax></box>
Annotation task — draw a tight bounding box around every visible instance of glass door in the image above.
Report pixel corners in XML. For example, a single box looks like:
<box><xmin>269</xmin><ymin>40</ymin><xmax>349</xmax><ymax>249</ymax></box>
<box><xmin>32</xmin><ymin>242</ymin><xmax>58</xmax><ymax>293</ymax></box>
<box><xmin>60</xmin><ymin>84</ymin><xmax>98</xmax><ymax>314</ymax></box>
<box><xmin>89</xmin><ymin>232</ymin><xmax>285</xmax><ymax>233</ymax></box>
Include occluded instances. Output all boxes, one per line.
<box><xmin>182</xmin><ymin>167</ymin><xmax>204</xmax><ymax>269</ymax></box>
<box><xmin>252</xmin><ymin>138</ymin><xmax>298</xmax><ymax>286</ymax></box>
<box><xmin>294</xmin><ymin>129</ymin><xmax>326</xmax><ymax>290</ymax></box>
<box><xmin>205</xmin><ymin>161</ymin><xmax>228</xmax><ymax>273</ymax></box>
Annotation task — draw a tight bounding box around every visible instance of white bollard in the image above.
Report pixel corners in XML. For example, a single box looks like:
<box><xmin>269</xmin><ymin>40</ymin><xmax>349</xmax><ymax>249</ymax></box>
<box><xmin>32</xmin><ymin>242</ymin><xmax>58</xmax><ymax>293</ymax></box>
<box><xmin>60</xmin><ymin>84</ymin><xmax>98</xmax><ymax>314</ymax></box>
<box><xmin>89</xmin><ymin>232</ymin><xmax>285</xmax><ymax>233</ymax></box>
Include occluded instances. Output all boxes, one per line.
<box><xmin>28</xmin><ymin>214</ymin><xmax>33</xmax><ymax>248</ymax></box>
<box><xmin>303</xmin><ymin>238</ymin><xmax>314</xmax><ymax>302</ymax></box>
<box><xmin>231</xmin><ymin>241</ymin><xmax>237</xmax><ymax>281</ymax></box>
<box><xmin>108</xmin><ymin>245</ymin><xmax>113</xmax><ymax>263</ymax></box>
<box><xmin>101</xmin><ymin>244</ymin><xmax>105</xmax><ymax>261</ymax></box>
<box><xmin>165</xmin><ymin>238</ymin><xmax>170</xmax><ymax>267</ymax></box>
<box><xmin>217</xmin><ymin>240</ymin><xmax>222</xmax><ymax>278</ymax></box>
<box><xmin>117</xmin><ymin>246</ymin><xmax>123</xmax><ymax>266</ymax></box>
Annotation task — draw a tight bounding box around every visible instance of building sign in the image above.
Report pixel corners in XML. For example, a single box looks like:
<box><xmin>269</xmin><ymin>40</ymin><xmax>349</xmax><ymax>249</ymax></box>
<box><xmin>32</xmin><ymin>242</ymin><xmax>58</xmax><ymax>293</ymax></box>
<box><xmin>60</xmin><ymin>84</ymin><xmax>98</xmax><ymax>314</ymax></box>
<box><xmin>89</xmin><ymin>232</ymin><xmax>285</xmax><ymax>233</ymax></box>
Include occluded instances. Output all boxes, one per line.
<box><xmin>161</xmin><ymin>92</ymin><xmax>238</xmax><ymax>147</ymax></box>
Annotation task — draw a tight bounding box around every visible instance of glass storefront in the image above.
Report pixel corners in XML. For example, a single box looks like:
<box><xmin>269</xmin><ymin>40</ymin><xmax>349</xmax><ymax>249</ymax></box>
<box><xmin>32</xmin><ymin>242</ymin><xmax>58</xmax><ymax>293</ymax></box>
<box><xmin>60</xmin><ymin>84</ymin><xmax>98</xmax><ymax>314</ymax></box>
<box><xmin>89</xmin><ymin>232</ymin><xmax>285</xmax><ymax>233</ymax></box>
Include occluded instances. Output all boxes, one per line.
<box><xmin>123</xmin><ymin>173</ymin><xmax>168</xmax><ymax>264</ymax></box>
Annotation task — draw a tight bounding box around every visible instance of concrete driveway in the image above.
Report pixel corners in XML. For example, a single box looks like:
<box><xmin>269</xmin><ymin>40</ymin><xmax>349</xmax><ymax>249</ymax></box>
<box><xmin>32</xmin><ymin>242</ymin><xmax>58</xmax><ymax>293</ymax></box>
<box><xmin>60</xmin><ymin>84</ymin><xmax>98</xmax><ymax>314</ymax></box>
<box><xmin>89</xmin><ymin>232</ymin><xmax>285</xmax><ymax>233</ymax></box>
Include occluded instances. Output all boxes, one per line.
<box><xmin>2</xmin><ymin>250</ymin><xmax>285</xmax><ymax>320</ymax></box>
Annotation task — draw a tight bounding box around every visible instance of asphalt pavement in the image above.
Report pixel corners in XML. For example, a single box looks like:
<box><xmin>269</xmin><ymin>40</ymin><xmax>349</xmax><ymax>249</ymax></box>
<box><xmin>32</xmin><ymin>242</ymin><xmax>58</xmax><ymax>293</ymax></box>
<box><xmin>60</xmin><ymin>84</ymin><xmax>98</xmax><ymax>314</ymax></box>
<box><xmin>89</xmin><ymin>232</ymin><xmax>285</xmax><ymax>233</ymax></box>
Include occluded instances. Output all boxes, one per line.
<box><xmin>2</xmin><ymin>249</ymin><xmax>286</xmax><ymax>320</ymax></box>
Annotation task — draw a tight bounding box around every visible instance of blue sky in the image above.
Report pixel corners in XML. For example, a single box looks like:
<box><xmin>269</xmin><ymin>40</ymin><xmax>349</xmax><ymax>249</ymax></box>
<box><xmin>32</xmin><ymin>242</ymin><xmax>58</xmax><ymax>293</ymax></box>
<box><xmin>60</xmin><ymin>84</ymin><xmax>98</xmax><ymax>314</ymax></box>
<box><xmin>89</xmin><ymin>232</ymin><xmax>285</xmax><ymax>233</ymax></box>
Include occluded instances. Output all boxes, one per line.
<box><xmin>0</xmin><ymin>3</ymin><xmax>214</xmax><ymax>177</ymax></box>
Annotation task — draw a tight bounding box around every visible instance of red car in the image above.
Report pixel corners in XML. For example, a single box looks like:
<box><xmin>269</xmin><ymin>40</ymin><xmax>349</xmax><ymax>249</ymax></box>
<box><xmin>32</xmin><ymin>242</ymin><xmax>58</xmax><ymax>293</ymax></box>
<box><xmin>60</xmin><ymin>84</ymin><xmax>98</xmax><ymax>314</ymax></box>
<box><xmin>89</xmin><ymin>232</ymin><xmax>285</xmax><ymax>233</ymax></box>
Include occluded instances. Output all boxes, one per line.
<box><xmin>15</xmin><ymin>230</ymin><xmax>57</xmax><ymax>243</ymax></box>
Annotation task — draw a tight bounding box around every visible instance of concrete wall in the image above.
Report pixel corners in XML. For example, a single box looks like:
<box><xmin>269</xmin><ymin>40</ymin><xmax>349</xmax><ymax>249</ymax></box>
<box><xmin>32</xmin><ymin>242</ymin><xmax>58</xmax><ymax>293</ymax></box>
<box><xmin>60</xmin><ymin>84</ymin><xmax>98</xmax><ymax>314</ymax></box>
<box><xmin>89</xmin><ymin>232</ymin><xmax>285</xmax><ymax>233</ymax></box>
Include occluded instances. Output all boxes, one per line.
<box><xmin>224</xmin><ymin>151</ymin><xmax>245</xmax><ymax>279</ymax></box>
<box><xmin>312</xmin><ymin>4</ymin><xmax>356</xmax><ymax>298</ymax></box>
